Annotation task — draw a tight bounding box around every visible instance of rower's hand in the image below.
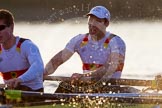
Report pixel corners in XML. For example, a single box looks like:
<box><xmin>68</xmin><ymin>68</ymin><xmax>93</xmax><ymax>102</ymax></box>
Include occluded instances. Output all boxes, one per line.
<box><xmin>71</xmin><ymin>73</ymin><xmax>91</xmax><ymax>83</ymax></box>
<box><xmin>155</xmin><ymin>74</ymin><xmax>162</xmax><ymax>89</ymax></box>
<box><xmin>155</xmin><ymin>74</ymin><xmax>162</xmax><ymax>79</ymax></box>
<box><xmin>71</xmin><ymin>73</ymin><xmax>83</xmax><ymax>81</ymax></box>
<box><xmin>70</xmin><ymin>73</ymin><xmax>82</xmax><ymax>85</ymax></box>
<box><xmin>5</xmin><ymin>78</ymin><xmax>22</xmax><ymax>89</ymax></box>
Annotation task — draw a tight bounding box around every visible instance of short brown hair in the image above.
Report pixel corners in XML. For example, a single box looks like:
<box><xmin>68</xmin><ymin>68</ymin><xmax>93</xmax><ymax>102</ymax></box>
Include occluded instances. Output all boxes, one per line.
<box><xmin>0</xmin><ymin>9</ymin><xmax>14</xmax><ymax>26</ymax></box>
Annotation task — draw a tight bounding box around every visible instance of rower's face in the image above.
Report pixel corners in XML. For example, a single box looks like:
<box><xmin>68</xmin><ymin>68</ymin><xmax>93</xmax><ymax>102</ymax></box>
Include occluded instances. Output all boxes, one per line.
<box><xmin>88</xmin><ymin>15</ymin><xmax>107</xmax><ymax>36</ymax></box>
<box><xmin>0</xmin><ymin>19</ymin><xmax>13</xmax><ymax>44</ymax></box>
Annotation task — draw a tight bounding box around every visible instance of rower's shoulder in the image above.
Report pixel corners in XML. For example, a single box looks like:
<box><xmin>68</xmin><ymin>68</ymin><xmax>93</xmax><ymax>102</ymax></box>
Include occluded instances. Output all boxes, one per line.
<box><xmin>70</xmin><ymin>33</ymin><xmax>88</xmax><ymax>42</ymax></box>
<box><xmin>108</xmin><ymin>33</ymin><xmax>125</xmax><ymax>42</ymax></box>
<box><xmin>76</xmin><ymin>33</ymin><xmax>88</xmax><ymax>38</ymax></box>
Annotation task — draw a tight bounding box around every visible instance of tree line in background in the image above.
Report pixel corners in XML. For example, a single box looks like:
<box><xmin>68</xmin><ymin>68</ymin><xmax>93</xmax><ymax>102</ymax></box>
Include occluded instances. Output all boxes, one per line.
<box><xmin>0</xmin><ymin>0</ymin><xmax>162</xmax><ymax>22</ymax></box>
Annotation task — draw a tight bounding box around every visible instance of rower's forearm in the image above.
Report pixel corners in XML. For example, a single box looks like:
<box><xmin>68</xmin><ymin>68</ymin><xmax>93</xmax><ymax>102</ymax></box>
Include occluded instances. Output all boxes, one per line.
<box><xmin>86</xmin><ymin>63</ymin><xmax>118</xmax><ymax>79</ymax></box>
<box><xmin>101</xmin><ymin>62</ymin><xmax>118</xmax><ymax>78</ymax></box>
<box><xmin>91</xmin><ymin>69</ymin><xmax>107</xmax><ymax>78</ymax></box>
<box><xmin>83</xmin><ymin>68</ymin><xmax>106</xmax><ymax>79</ymax></box>
<box><xmin>44</xmin><ymin>60</ymin><xmax>57</xmax><ymax>75</ymax></box>
<box><xmin>44</xmin><ymin>56</ymin><xmax>64</xmax><ymax>75</ymax></box>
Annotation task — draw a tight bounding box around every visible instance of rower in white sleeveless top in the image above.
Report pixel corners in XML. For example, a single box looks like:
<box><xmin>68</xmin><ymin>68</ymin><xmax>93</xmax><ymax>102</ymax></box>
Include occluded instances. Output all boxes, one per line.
<box><xmin>44</xmin><ymin>6</ymin><xmax>126</xmax><ymax>93</ymax></box>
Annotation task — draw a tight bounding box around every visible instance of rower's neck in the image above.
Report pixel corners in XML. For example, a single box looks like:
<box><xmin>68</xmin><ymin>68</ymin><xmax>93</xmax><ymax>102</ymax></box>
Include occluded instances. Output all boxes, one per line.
<box><xmin>3</xmin><ymin>35</ymin><xmax>16</xmax><ymax>50</ymax></box>
<box><xmin>91</xmin><ymin>32</ymin><xmax>106</xmax><ymax>41</ymax></box>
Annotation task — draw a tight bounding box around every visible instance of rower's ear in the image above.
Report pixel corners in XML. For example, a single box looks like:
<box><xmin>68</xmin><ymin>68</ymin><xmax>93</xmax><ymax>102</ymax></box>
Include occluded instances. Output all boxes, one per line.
<box><xmin>104</xmin><ymin>20</ymin><xmax>109</xmax><ymax>27</ymax></box>
<box><xmin>9</xmin><ymin>23</ymin><xmax>14</xmax><ymax>33</ymax></box>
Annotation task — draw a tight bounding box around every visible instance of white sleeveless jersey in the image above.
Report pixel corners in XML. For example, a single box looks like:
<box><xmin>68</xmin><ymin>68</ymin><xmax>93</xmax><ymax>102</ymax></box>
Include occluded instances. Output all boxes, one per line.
<box><xmin>0</xmin><ymin>36</ymin><xmax>44</xmax><ymax>90</ymax></box>
<box><xmin>65</xmin><ymin>32</ymin><xmax>126</xmax><ymax>78</ymax></box>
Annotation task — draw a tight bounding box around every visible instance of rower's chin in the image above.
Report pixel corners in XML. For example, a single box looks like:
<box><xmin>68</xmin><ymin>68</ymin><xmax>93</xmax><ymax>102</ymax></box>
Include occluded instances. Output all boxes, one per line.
<box><xmin>89</xmin><ymin>31</ymin><xmax>97</xmax><ymax>36</ymax></box>
<box><xmin>89</xmin><ymin>29</ymin><xmax>97</xmax><ymax>34</ymax></box>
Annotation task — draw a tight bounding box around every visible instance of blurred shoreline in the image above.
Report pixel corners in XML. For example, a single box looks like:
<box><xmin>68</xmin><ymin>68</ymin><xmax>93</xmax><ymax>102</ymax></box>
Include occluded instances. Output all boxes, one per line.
<box><xmin>0</xmin><ymin>0</ymin><xmax>162</xmax><ymax>23</ymax></box>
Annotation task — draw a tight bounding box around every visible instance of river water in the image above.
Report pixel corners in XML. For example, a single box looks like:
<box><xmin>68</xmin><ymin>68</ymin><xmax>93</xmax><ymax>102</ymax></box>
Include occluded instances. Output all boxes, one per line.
<box><xmin>1</xmin><ymin>19</ymin><xmax>162</xmax><ymax>93</ymax></box>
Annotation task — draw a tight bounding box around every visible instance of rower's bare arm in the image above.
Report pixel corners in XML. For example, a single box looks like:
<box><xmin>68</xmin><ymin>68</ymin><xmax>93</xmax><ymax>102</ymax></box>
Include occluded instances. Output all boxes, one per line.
<box><xmin>102</xmin><ymin>53</ymin><xmax>124</xmax><ymax>78</ymax></box>
<box><xmin>44</xmin><ymin>48</ymin><xmax>73</xmax><ymax>75</ymax></box>
<box><xmin>84</xmin><ymin>52</ymin><xmax>124</xmax><ymax>79</ymax></box>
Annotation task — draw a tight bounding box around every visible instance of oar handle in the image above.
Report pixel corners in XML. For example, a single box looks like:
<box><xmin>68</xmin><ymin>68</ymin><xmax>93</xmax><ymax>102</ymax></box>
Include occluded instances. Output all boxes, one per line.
<box><xmin>44</xmin><ymin>76</ymin><xmax>70</xmax><ymax>81</ymax></box>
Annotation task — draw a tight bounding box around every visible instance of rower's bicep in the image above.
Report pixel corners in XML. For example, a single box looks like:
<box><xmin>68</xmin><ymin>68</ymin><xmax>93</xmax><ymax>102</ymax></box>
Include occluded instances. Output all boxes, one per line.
<box><xmin>61</xmin><ymin>48</ymin><xmax>74</xmax><ymax>62</ymax></box>
<box><xmin>110</xmin><ymin>36</ymin><xmax>126</xmax><ymax>56</ymax></box>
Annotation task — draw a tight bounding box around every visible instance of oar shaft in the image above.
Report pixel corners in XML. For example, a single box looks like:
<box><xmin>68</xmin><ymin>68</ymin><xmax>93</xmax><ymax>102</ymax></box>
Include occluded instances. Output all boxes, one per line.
<box><xmin>108</xmin><ymin>78</ymin><xmax>152</xmax><ymax>86</ymax></box>
<box><xmin>7</xmin><ymin>90</ymin><xmax>162</xmax><ymax>99</ymax></box>
<box><xmin>44</xmin><ymin>76</ymin><xmax>153</xmax><ymax>87</ymax></box>
<box><xmin>44</xmin><ymin>76</ymin><xmax>70</xmax><ymax>81</ymax></box>
<box><xmin>5</xmin><ymin>90</ymin><xmax>162</xmax><ymax>104</ymax></box>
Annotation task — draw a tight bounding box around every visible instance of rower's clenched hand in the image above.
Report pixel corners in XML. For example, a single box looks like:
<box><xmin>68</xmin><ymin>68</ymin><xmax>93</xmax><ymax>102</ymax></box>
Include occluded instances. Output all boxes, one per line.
<box><xmin>71</xmin><ymin>73</ymin><xmax>83</xmax><ymax>81</ymax></box>
<box><xmin>155</xmin><ymin>74</ymin><xmax>162</xmax><ymax>90</ymax></box>
<box><xmin>5</xmin><ymin>78</ymin><xmax>22</xmax><ymax>89</ymax></box>
<box><xmin>71</xmin><ymin>73</ymin><xmax>91</xmax><ymax>83</ymax></box>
